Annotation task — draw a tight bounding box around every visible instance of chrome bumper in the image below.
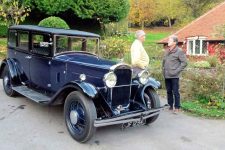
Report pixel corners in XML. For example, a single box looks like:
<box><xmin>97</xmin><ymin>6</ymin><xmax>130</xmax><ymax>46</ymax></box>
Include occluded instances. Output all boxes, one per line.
<box><xmin>94</xmin><ymin>107</ymin><xmax>163</xmax><ymax>127</ymax></box>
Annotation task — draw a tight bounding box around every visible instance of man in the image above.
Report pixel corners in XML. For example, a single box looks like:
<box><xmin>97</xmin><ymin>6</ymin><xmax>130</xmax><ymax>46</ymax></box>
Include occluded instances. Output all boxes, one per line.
<box><xmin>130</xmin><ymin>30</ymin><xmax>149</xmax><ymax>74</ymax></box>
<box><xmin>162</xmin><ymin>35</ymin><xmax>187</xmax><ymax>113</ymax></box>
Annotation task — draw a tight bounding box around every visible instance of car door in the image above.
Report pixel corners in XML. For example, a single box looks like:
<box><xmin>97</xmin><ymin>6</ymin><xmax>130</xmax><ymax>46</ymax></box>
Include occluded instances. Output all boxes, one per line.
<box><xmin>9</xmin><ymin>30</ymin><xmax>31</xmax><ymax>84</ymax></box>
<box><xmin>29</xmin><ymin>33</ymin><xmax>52</xmax><ymax>92</ymax></box>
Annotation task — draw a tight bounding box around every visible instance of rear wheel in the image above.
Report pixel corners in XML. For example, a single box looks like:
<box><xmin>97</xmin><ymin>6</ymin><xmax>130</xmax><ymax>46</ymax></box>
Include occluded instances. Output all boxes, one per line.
<box><xmin>64</xmin><ymin>91</ymin><xmax>97</xmax><ymax>143</ymax></box>
<box><xmin>2</xmin><ymin>66</ymin><xmax>16</xmax><ymax>97</ymax></box>
<box><xmin>144</xmin><ymin>88</ymin><xmax>160</xmax><ymax>125</ymax></box>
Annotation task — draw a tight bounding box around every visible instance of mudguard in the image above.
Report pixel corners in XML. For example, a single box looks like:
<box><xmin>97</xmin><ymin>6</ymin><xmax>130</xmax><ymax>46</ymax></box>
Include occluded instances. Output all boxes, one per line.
<box><xmin>0</xmin><ymin>59</ymin><xmax>20</xmax><ymax>84</ymax></box>
<box><xmin>73</xmin><ymin>81</ymin><xmax>98</xmax><ymax>99</ymax></box>
<box><xmin>0</xmin><ymin>60</ymin><xmax>6</xmax><ymax>78</ymax></box>
<box><xmin>147</xmin><ymin>77</ymin><xmax>161</xmax><ymax>89</ymax></box>
<box><xmin>135</xmin><ymin>77</ymin><xmax>161</xmax><ymax>104</ymax></box>
<box><xmin>51</xmin><ymin>81</ymin><xmax>98</xmax><ymax>104</ymax></box>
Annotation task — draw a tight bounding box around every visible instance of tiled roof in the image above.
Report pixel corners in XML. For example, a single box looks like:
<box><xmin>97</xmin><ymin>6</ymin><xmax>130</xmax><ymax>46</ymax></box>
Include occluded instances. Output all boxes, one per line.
<box><xmin>159</xmin><ymin>1</ymin><xmax>225</xmax><ymax>44</ymax></box>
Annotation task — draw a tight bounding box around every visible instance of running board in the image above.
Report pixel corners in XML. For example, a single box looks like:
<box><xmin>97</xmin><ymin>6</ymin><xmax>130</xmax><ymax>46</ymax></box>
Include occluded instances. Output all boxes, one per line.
<box><xmin>12</xmin><ymin>86</ymin><xmax>51</xmax><ymax>104</ymax></box>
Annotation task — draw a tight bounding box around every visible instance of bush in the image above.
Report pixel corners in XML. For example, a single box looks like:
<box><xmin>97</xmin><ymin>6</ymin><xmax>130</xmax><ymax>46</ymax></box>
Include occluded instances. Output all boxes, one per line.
<box><xmin>206</xmin><ymin>56</ymin><xmax>218</xmax><ymax>67</ymax></box>
<box><xmin>38</xmin><ymin>16</ymin><xmax>70</xmax><ymax>29</ymax></box>
<box><xmin>193</xmin><ymin>61</ymin><xmax>211</xmax><ymax>68</ymax></box>
<box><xmin>181</xmin><ymin>66</ymin><xmax>225</xmax><ymax>119</ymax></box>
<box><xmin>182</xmin><ymin>68</ymin><xmax>222</xmax><ymax>100</ymax></box>
<box><xmin>0</xmin><ymin>25</ymin><xmax>8</xmax><ymax>37</ymax></box>
<box><xmin>208</xmin><ymin>93</ymin><xmax>225</xmax><ymax>110</ymax></box>
<box><xmin>100</xmin><ymin>36</ymin><xmax>129</xmax><ymax>60</ymax></box>
<box><xmin>105</xmin><ymin>19</ymin><xmax>129</xmax><ymax>36</ymax></box>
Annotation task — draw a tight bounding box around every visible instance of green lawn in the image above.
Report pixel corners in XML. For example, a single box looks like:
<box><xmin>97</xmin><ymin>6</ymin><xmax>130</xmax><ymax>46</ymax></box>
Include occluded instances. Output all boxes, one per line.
<box><xmin>0</xmin><ymin>38</ymin><xmax>7</xmax><ymax>46</ymax></box>
<box><xmin>120</xmin><ymin>32</ymin><xmax>170</xmax><ymax>45</ymax></box>
<box><xmin>0</xmin><ymin>38</ymin><xmax>7</xmax><ymax>59</ymax></box>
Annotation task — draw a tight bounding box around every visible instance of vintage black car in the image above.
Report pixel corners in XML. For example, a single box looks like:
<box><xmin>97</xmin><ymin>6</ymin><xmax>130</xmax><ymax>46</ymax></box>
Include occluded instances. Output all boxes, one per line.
<box><xmin>0</xmin><ymin>25</ymin><xmax>163</xmax><ymax>142</ymax></box>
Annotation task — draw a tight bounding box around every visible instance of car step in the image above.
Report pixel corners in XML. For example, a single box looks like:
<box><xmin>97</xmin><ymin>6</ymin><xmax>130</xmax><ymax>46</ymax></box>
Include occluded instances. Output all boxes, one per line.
<box><xmin>12</xmin><ymin>86</ymin><xmax>51</xmax><ymax>104</ymax></box>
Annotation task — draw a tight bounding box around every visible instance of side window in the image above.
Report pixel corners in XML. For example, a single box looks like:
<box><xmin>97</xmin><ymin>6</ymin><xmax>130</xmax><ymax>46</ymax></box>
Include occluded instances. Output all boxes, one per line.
<box><xmin>8</xmin><ymin>30</ymin><xmax>17</xmax><ymax>48</ymax></box>
<box><xmin>71</xmin><ymin>38</ymin><xmax>98</xmax><ymax>53</ymax></box>
<box><xmin>56</xmin><ymin>36</ymin><xmax>68</xmax><ymax>53</ymax></box>
<box><xmin>71</xmin><ymin>38</ymin><xmax>83</xmax><ymax>51</ymax></box>
<box><xmin>18</xmin><ymin>32</ymin><xmax>29</xmax><ymax>51</ymax></box>
<box><xmin>32</xmin><ymin>34</ymin><xmax>51</xmax><ymax>56</ymax></box>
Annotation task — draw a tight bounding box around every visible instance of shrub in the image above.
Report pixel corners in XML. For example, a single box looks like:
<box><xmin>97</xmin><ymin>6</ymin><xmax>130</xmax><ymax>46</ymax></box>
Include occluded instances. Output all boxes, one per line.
<box><xmin>105</xmin><ymin>19</ymin><xmax>129</xmax><ymax>36</ymax></box>
<box><xmin>193</xmin><ymin>61</ymin><xmax>211</xmax><ymax>68</ymax></box>
<box><xmin>182</xmin><ymin>68</ymin><xmax>222</xmax><ymax>100</ymax></box>
<box><xmin>38</xmin><ymin>16</ymin><xmax>70</xmax><ymax>29</ymax></box>
<box><xmin>206</xmin><ymin>56</ymin><xmax>218</xmax><ymax>67</ymax></box>
<box><xmin>100</xmin><ymin>36</ymin><xmax>129</xmax><ymax>60</ymax></box>
<box><xmin>208</xmin><ymin>93</ymin><xmax>225</xmax><ymax>110</ymax></box>
<box><xmin>0</xmin><ymin>24</ymin><xmax>8</xmax><ymax>37</ymax></box>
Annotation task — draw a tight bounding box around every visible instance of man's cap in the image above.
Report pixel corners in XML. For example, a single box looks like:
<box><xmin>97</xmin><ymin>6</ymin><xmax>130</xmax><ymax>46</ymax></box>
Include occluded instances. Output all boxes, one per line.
<box><xmin>135</xmin><ymin>30</ymin><xmax>146</xmax><ymax>39</ymax></box>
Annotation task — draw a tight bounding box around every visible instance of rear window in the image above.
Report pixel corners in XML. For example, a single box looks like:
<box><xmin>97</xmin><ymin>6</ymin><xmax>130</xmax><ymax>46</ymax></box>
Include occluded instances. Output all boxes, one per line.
<box><xmin>8</xmin><ymin>30</ymin><xmax>17</xmax><ymax>48</ymax></box>
<box><xmin>18</xmin><ymin>32</ymin><xmax>29</xmax><ymax>51</ymax></box>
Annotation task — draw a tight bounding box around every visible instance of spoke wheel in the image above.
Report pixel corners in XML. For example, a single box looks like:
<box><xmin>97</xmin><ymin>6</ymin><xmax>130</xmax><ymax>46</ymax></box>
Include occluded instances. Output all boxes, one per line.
<box><xmin>144</xmin><ymin>89</ymin><xmax>160</xmax><ymax>125</ymax></box>
<box><xmin>64</xmin><ymin>91</ymin><xmax>97</xmax><ymax>143</ymax></box>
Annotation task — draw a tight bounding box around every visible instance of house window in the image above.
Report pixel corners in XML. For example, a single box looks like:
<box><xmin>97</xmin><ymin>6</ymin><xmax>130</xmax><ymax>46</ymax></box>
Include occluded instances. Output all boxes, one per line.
<box><xmin>187</xmin><ymin>36</ymin><xmax>207</xmax><ymax>55</ymax></box>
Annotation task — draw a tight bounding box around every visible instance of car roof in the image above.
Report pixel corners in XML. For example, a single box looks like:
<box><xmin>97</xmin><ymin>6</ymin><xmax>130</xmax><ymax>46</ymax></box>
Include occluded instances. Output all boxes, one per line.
<box><xmin>9</xmin><ymin>25</ymin><xmax>100</xmax><ymax>38</ymax></box>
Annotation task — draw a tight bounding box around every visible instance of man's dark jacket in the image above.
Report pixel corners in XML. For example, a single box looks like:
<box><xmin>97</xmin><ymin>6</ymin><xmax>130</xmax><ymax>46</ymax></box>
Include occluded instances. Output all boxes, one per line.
<box><xmin>162</xmin><ymin>46</ymin><xmax>187</xmax><ymax>79</ymax></box>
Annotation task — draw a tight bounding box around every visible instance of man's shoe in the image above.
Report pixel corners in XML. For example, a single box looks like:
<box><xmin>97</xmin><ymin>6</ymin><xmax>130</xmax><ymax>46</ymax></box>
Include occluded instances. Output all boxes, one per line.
<box><xmin>173</xmin><ymin>108</ymin><xmax>180</xmax><ymax>114</ymax></box>
<box><xmin>169</xmin><ymin>107</ymin><xmax>173</xmax><ymax>111</ymax></box>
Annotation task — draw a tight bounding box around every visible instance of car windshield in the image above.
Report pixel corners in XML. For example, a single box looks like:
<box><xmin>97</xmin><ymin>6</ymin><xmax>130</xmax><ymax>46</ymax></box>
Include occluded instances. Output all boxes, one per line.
<box><xmin>55</xmin><ymin>35</ymin><xmax>99</xmax><ymax>55</ymax></box>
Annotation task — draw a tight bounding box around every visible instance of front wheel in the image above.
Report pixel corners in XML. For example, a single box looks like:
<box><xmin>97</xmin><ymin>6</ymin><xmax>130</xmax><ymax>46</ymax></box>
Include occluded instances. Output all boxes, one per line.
<box><xmin>64</xmin><ymin>91</ymin><xmax>97</xmax><ymax>143</ymax></box>
<box><xmin>2</xmin><ymin>66</ymin><xmax>16</xmax><ymax>97</ymax></box>
<box><xmin>144</xmin><ymin>88</ymin><xmax>161</xmax><ymax>125</ymax></box>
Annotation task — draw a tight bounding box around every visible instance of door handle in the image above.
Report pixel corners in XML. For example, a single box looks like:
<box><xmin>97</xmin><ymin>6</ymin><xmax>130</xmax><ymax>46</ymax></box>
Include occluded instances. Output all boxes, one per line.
<box><xmin>25</xmin><ymin>56</ymin><xmax>32</xmax><ymax>59</ymax></box>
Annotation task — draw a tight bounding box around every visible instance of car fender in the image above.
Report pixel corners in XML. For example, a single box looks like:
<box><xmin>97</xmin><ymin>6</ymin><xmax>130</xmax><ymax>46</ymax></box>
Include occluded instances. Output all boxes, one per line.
<box><xmin>147</xmin><ymin>77</ymin><xmax>161</xmax><ymax>89</ymax></box>
<box><xmin>59</xmin><ymin>81</ymin><xmax>98</xmax><ymax>98</ymax></box>
<box><xmin>0</xmin><ymin>60</ymin><xmax>6</xmax><ymax>78</ymax></box>
<box><xmin>72</xmin><ymin>81</ymin><xmax>98</xmax><ymax>99</ymax></box>
<box><xmin>135</xmin><ymin>78</ymin><xmax>161</xmax><ymax>102</ymax></box>
<box><xmin>0</xmin><ymin>59</ymin><xmax>19</xmax><ymax>82</ymax></box>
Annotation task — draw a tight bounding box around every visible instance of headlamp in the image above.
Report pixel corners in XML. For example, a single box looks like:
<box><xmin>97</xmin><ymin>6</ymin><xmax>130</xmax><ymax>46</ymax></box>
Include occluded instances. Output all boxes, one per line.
<box><xmin>138</xmin><ymin>70</ymin><xmax>150</xmax><ymax>85</ymax></box>
<box><xmin>103</xmin><ymin>72</ymin><xmax>117</xmax><ymax>88</ymax></box>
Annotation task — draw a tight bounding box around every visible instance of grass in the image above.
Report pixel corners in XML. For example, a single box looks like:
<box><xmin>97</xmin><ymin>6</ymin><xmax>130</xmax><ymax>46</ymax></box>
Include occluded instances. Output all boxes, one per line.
<box><xmin>0</xmin><ymin>38</ymin><xmax>7</xmax><ymax>46</ymax></box>
<box><xmin>182</xmin><ymin>100</ymin><xmax>225</xmax><ymax>119</ymax></box>
<box><xmin>120</xmin><ymin>32</ymin><xmax>170</xmax><ymax>45</ymax></box>
<box><xmin>0</xmin><ymin>38</ymin><xmax>7</xmax><ymax>60</ymax></box>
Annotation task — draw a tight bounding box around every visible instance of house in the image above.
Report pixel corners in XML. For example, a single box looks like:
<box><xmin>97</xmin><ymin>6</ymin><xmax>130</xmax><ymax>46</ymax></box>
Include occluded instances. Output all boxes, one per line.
<box><xmin>158</xmin><ymin>1</ymin><xmax>225</xmax><ymax>58</ymax></box>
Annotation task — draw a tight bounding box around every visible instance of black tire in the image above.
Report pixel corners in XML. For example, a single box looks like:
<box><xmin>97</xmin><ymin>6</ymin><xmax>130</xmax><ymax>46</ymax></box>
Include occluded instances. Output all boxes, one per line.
<box><xmin>64</xmin><ymin>91</ymin><xmax>97</xmax><ymax>143</ymax></box>
<box><xmin>2</xmin><ymin>66</ymin><xmax>16</xmax><ymax>97</ymax></box>
<box><xmin>144</xmin><ymin>88</ymin><xmax>161</xmax><ymax>125</ymax></box>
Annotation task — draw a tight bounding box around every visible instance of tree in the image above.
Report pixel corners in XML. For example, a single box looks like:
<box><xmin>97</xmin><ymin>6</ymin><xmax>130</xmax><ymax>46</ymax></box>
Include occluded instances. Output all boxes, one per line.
<box><xmin>32</xmin><ymin>0</ymin><xmax>73</xmax><ymax>15</ymax></box>
<box><xmin>24</xmin><ymin>0</ymin><xmax>129</xmax><ymax>24</ymax></box>
<box><xmin>156</xmin><ymin>0</ymin><xmax>185</xmax><ymax>27</ymax></box>
<box><xmin>129</xmin><ymin>0</ymin><xmax>157</xmax><ymax>29</ymax></box>
<box><xmin>93</xmin><ymin>0</ymin><xmax>130</xmax><ymax>24</ymax></box>
<box><xmin>182</xmin><ymin>0</ymin><xmax>222</xmax><ymax>18</ymax></box>
<box><xmin>0</xmin><ymin>0</ymin><xmax>31</xmax><ymax>26</ymax></box>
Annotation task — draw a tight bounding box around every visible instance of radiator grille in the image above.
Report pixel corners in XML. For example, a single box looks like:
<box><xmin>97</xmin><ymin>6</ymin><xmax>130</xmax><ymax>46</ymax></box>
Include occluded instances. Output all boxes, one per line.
<box><xmin>111</xmin><ymin>68</ymin><xmax>132</xmax><ymax>108</ymax></box>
